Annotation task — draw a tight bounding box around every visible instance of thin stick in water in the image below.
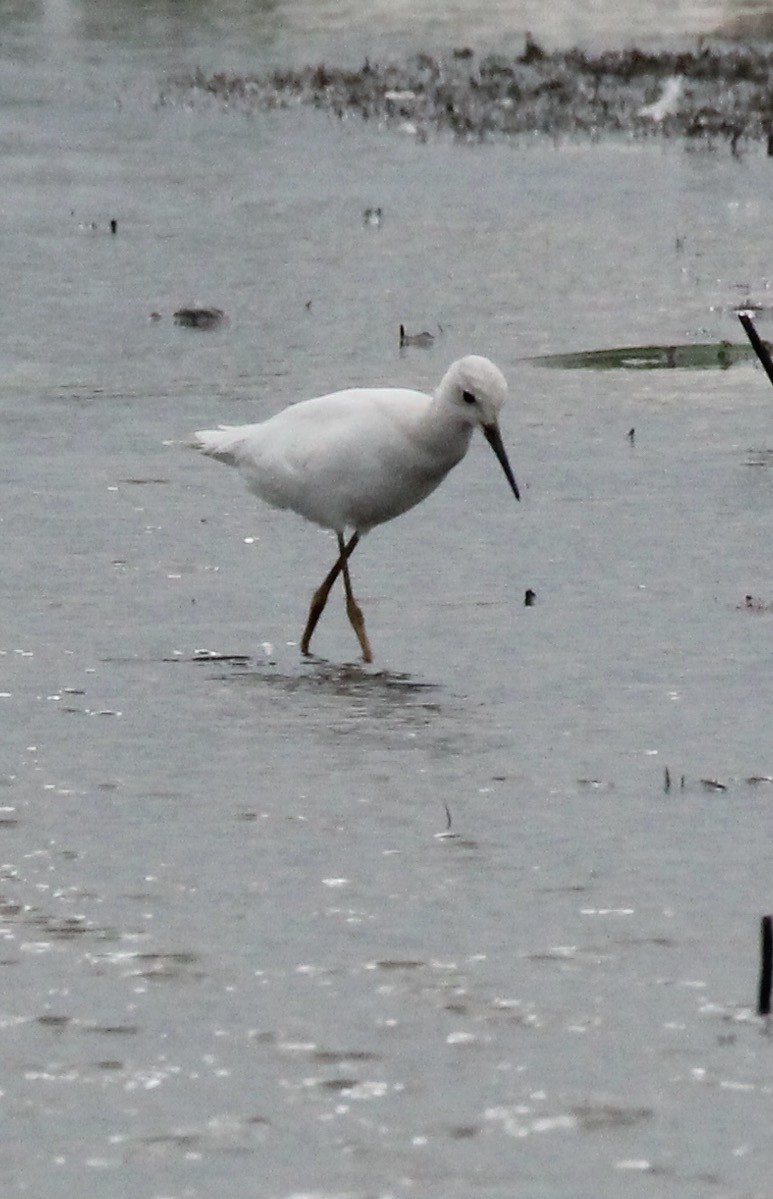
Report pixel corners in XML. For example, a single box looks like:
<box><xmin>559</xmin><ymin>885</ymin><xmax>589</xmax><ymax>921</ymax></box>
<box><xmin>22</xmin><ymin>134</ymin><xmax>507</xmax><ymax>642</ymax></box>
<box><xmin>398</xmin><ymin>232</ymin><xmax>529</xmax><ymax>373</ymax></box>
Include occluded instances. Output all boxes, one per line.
<box><xmin>758</xmin><ymin>914</ymin><xmax>773</xmax><ymax>1016</ymax></box>
<box><xmin>738</xmin><ymin>312</ymin><xmax>773</xmax><ymax>388</ymax></box>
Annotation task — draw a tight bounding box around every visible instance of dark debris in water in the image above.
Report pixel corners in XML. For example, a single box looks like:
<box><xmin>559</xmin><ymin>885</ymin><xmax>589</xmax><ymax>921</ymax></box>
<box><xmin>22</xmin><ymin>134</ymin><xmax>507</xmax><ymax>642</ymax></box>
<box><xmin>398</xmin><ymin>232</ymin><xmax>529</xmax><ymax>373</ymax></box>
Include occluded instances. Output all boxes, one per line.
<box><xmin>120</xmin><ymin>477</ymin><xmax>171</xmax><ymax>485</ymax></box>
<box><xmin>572</xmin><ymin>1103</ymin><xmax>654</xmax><ymax>1131</ymax></box>
<box><xmin>400</xmin><ymin>322</ymin><xmax>436</xmax><ymax>348</ymax></box>
<box><xmin>164</xmin><ymin>43</ymin><xmax>773</xmax><ymax>148</ymax></box>
<box><xmin>190</xmin><ymin>650</ymin><xmax>252</xmax><ymax>664</ymax></box>
<box><xmin>371</xmin><ymin>958</ymin><xmax>425</xmax><ymax>970</ymax></box>
<box><xmin>313</xmin><ymin>1048</ymin><xmax>381</xmax><ymax>1063</ymax></box>
<box><xmin>173</xmin><ymin>306</ymin><xmax>225</xmax><ymax>329</ymax></box>
<box><xmin>745</xmin><ymin>449</ymin><xmax>773</xmax><ymax>468</ymax></box>
<box><xmin>129</xmin><ymin>951</ymin><xmax>203</xmax><ymax>982</ymax></box>
<box><xmin>662</xmin><ymin>770</ymin><xmax>773</xmax><ymax>789</ymax></box>
<box><xmin>318</xmin><ymin>1077</ymin><xmax>359</xmax><ymax>1092</ymax></box>
<box><xmin>739</xmin><ymin>593</ymin><xmax>773</xmax><ymax>611</ymax></box>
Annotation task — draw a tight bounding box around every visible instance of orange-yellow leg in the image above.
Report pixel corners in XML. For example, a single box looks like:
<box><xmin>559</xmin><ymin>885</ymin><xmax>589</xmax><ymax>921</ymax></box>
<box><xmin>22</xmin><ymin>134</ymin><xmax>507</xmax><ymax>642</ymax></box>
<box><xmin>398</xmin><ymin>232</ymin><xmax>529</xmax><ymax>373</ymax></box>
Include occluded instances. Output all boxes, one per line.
<box><xmin>340</xmin><ymin>542</ymin><xmax>373</xmax><ymax>663</ymax></box>
<box><xmin>300</xmin><ymin>532</ymin><xmax>360</xmax><ymax>657</ymax></box>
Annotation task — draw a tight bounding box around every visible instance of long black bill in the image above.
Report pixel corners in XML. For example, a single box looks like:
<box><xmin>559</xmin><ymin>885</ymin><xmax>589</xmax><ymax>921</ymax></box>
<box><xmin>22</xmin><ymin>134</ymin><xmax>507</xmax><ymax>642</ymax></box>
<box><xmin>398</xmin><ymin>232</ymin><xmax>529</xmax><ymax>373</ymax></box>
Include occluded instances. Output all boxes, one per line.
<box><xmin>482</xmin><ymin>422</ymin><xmax>520</xmax><ymax>501</ymax></box>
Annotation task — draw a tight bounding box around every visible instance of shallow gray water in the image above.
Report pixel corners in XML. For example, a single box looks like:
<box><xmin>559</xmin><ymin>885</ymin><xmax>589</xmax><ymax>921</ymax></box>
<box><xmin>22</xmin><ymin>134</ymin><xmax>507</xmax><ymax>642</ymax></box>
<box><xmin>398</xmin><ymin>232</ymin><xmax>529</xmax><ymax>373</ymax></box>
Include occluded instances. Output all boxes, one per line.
<box><xmin>4</xmin><ymin>3</ymin><xmax>773</xmax><ymax>1198</ymax></box>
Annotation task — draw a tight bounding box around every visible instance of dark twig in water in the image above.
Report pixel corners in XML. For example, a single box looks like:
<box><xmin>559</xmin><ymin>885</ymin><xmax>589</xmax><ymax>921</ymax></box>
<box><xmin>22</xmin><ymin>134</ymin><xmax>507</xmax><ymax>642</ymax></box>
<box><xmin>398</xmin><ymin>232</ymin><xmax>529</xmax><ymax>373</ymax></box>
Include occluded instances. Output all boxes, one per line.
<box><xmin>701</xmin><ymin>778</ymin><xmax>727</xmax><ymax>791</ymax></box>
<box><xmin>434</xmin><ymin>800</ymin><xmax>460</xmax><ymax>840</ymax></box>
<box><xmin>758</xmin><ymin>915</ymin><xmax>773</xmax><ymax>1016</ymax></box>
<box><xmin>738</xmin><ymin>311</ymin><xmax>773</xmax><ymax>387</ymax></box>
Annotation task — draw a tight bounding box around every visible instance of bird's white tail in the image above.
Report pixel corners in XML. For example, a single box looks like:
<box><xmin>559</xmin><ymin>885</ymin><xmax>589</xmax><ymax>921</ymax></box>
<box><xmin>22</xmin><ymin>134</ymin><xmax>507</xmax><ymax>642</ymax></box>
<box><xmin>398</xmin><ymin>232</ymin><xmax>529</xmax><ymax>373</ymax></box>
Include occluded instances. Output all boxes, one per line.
<box><xmin>192</xmin><ymin>426</ymin><xmax>242</xmax><ymax>466</ymax></box>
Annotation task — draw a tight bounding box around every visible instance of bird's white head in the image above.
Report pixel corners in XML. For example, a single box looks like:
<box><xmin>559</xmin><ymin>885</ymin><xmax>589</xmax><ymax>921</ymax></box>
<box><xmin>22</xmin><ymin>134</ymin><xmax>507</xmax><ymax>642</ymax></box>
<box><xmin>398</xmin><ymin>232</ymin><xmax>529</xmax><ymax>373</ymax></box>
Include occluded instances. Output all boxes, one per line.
<box><xmin>437</xmin><ymin>355</ymin><xmax>508</xmax><ymax>426</ymax></box>
<box><xmin>437</xmin><ymin>355</ymin><xmax>519</xmax><ymax>500</ymax></box>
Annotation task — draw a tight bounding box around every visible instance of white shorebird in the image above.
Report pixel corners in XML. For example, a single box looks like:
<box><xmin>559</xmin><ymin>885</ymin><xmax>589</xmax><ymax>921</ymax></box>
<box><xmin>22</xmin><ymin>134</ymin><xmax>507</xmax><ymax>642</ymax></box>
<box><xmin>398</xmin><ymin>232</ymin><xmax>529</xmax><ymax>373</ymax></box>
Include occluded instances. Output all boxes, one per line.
<box><xmin>639</xmin><ymin>75</ymin><xmax>683</xmax><ymax>122</ymax></box>
<box><xmin>193</xmin><ymin>355</ymin><xmax>520</xmax><ymax>662</ymax></box>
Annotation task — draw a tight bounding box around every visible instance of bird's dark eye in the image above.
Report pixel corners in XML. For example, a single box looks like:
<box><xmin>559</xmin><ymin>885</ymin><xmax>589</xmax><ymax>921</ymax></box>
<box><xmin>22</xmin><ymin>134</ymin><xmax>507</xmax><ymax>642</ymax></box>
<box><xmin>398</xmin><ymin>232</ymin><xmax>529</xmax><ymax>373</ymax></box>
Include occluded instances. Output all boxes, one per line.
<box><xmin>462</xmin><ymin>390</ymin><xmax>476</xmax><ymax>404</ymax></box>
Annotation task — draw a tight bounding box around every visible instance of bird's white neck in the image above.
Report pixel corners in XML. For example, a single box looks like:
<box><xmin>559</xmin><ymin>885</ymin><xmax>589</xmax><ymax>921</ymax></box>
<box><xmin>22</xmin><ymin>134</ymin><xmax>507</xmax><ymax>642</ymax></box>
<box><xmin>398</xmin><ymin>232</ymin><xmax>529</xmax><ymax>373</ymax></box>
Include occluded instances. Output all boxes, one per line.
<box><xmin>419</xmin><ymin>394</ymin><xmax>474</xmax><ymax>466</ymax></box>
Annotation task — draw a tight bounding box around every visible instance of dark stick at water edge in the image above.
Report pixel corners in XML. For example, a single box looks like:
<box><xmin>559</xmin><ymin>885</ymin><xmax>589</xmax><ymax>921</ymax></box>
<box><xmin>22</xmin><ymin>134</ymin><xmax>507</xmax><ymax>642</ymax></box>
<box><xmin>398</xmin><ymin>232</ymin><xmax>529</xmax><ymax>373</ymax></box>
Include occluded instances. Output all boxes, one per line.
<box><xmin>757</xmin><ymin>915</ymin><xmax>772</xmax><ymax>1016</ymax></box>
<box><xmin>738</xmin><ymin>312</ymin><xmax>773</xmax><ymax>388</ymax></box>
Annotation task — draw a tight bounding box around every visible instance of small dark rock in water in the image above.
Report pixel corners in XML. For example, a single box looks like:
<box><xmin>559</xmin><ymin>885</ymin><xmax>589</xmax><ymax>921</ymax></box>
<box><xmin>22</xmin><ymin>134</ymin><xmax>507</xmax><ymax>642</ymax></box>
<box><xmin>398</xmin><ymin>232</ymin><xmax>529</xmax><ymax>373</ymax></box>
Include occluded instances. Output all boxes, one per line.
<box><xmin>173</xmin><ymin>306</ymin><xmax>225</xmax><ymax>329</ymax></box>
<box><xmin>524</xmin><ymin>588</ymin><xmax>536</xmax><ymax>606</ymax></box>
<box><xmin>399</xmin><ymin>323</ymin><xmax>434</xmax><ymax>348</ymax></box>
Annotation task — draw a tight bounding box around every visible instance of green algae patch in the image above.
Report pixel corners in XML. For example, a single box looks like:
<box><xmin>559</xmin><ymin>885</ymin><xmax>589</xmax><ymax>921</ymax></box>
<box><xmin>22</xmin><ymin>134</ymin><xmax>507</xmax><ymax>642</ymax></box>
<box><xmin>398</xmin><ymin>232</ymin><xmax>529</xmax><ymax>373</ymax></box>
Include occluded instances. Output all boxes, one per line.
<box><xmin>529</xmin><ymin>341</ymin><xmax>761</xmax><ymax>370</ymax></box>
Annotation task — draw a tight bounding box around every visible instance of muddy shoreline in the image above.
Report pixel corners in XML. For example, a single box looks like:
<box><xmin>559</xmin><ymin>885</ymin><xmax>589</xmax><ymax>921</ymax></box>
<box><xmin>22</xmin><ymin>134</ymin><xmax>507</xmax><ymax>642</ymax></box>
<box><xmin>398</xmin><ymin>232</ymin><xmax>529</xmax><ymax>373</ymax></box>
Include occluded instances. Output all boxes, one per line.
<box><xmin>165</xmin><ymin>40</ymin><xmax>773</xmax><ymax>150</ymax></box>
